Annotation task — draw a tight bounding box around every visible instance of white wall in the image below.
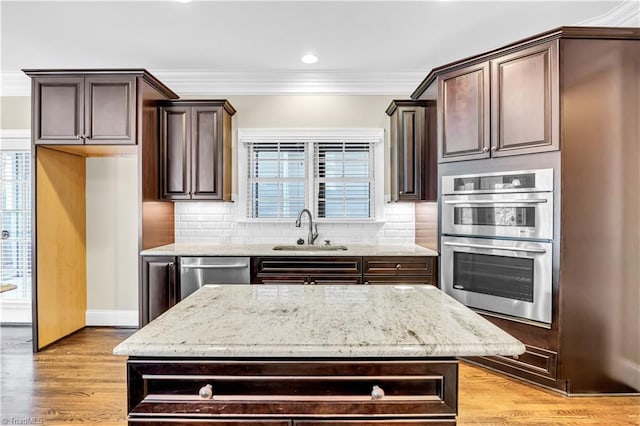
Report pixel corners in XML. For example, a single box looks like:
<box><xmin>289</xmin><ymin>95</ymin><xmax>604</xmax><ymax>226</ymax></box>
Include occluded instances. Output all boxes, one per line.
<box><xmin>85</xmin><ymin>157</ymin><xmax>138</xmax><ymax>326</ymax></box>
<box><xmin>175</xmin><ymin>202</ymin><xmax>414</xmax><ymax>245</ymax></box>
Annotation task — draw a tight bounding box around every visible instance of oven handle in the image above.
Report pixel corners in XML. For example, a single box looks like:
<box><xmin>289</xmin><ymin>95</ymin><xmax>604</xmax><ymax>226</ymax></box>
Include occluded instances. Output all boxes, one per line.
<box><xmin>443</xmin><ymin>199</ymin><xmax>547</xmax><ymax>204</ymax></box>
<box><xmin>443</xmin><ymin>241</ymin><xmax>547</xmax><ymax>254</ymax></box>
<box><xmin>181</xmin><ymin>264</ymin><xmax>249</xmax><ymax>270</ymax></box>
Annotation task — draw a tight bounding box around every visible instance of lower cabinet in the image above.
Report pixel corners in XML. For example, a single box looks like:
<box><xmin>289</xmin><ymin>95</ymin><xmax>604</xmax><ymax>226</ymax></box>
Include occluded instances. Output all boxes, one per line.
<box><xmin>363</xmin><ymin>256</ymin><xmax>437</xmax><ymax>287</ymax></box>
<box><xmin>140</xmin><ymin>256</ymin><xmax>178</xmax><ymax>327</ymax></box>
<box><xmin>251</xmin><ymin>257</ymin><xmax>363</xmax><ymax>285</ymax></box>
<box><xmin>126</xmin><ymin>359</ymin><xmax>458</xmax><ymax>425</ymax></box>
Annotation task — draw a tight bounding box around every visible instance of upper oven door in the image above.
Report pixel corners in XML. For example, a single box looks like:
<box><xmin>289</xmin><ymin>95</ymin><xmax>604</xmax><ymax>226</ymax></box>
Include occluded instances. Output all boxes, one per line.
<box><xmin>442</xmin><ymin>192</ymin><xmax>553</xmax><ymax>240</ymax></box>
<box><xmin>442</xmin><ymin>169</ymin><xmax>553</xmax><ymax>195</ymax></box>
<box><xmin>441</xmin><ymin>236</ymin><xmax>552</xmax><ymax>325</ymax></box>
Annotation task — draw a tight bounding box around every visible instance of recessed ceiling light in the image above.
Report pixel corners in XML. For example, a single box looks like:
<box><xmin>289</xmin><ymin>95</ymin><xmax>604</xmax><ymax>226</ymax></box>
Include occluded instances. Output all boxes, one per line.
<box><xmin>301</xmin><ymin>54</ymin><xmax>319</xmax><ymax>64</ymax></box>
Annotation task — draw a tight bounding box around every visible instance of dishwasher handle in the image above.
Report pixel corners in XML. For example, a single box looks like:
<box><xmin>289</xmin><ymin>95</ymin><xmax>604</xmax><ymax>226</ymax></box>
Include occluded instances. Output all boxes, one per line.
<box><xmin>181</xmin><ymin>263</ymin><xmax>249</xmax><ymax>270</ymax></box>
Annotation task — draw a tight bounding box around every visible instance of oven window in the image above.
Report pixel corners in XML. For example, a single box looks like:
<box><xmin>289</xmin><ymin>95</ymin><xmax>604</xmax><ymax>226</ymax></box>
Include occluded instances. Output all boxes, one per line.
<box><xmin>453</xmin><ymin>252</ymin><xmax>534</xmax><ymax>302</ymax></box>
<box><xmin>454</xmin><ymin>206</ymin><xmax>535</xmax><ymax>227</ymax></box>
<box><xmin>454</xmin><ymin>173</ymin><xmax>536</xmax><ymax>192</ymax></box>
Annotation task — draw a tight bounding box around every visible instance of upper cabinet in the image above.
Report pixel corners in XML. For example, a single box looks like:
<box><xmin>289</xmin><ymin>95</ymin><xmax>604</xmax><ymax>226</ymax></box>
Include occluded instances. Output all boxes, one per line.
<box><xmin>25</xmin><ymin>69</ymin><xmax>178</xmax><ymax>146</ymax></box>
<box><xmin>160</xmin><ymin>100</ymin><xmax>236</xmax><ymax>201</ymax></box>
<box><xmin>437</xmin><ymin>40</ymin><xmax>559</xmax><ymax>163</ymax></box>
<box><xmin>386</xmin><ymin>100</ymin><xmax>437</xmax><ymax>201</ymax></box>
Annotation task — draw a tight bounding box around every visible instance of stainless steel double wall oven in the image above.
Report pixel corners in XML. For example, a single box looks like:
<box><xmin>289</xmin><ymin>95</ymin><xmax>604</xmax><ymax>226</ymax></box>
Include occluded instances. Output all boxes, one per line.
<box><xmin>441</xmin><ymin>169</ymin><xmax>554</xmax><ymax>325</ymax></box>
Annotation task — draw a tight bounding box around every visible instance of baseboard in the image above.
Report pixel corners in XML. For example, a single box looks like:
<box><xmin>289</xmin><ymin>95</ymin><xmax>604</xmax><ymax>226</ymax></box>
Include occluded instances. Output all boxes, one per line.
<box><xmin>0</xmin><ymin>300</ymin><xmax>32</xmax><ymax>324</ymax></box>
<box><xmin>85</xmin><ymin>309</ymin><xmax>138</xmax><ymax>327</ymax></box>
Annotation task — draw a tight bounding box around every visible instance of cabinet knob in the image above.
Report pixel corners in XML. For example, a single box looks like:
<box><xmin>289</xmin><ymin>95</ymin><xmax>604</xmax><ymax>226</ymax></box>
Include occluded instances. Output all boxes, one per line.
<box><xmin>303</xmin><ymin>281</ymin><xmax>309</xmax><ymax>285</ymax></box>
<box><xmin>364</xmin><ymin>281</ymin><xmax>370</xmax><ymax>285</ymax></box>
<box><xmin>491</xmin><ymin>146</ymin><xmax>497</xmax><ymax>152</ymax></box>
<box><xmin>310</xmin><ymin>281</ymin><xmax>316</xmax><ymax>285</ymax></box>
<box><xmin>513</xmin><ymin>354</ymin><xmax>519</xmax><ymax>360</ymax></box>
<box><xmin>371</xmin><ymin>385</ymin><xmax>385</xmax><ymax>400</ymax></box>
<box><xmin>395</xmin><ymin>264</ymin><xmax>402</xmax><ymax>270</ymax></box>
<box><xmin>399</xmin><ymin>191</ymin><xmax>404</xmax><ymax>195</ymax></box>
<box><xmin>482</xmin><ymin>147</ymin><xmax>489</xmax><ymax>153</ymax></box>
<box><xmin>199</xmin><ymin>384</ymin><xmax>213</xmax><ymax>399</ymax></box>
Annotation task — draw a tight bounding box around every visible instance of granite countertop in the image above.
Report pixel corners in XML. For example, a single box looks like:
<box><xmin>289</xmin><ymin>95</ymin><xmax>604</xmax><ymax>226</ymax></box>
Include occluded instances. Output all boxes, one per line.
<box><xmin>140</xmin><ymin>243</ymin><xmax>438</xmax><ymax>257</ymax></box>
<box><xmin>113</xmin><ymin>285</ymin><xmax>524</xmax><ymax>358</ymax></box>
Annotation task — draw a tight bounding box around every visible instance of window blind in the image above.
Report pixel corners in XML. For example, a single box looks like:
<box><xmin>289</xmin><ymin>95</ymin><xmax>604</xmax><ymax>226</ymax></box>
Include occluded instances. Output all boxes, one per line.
<box><xmin>314</xmin><ymin>141</ymin><xmax>374</xmax><ymax>219</ymax></box>
<box><xmin>247</xmin><ymin>141</ymin><xmax>306</xmax><ymax>218</ymax></box>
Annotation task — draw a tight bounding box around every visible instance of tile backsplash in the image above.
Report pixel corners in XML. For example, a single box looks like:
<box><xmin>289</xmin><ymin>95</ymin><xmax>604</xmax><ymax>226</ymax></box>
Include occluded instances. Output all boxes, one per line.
<box><xmin>175</xmin><ymin>202</ymin><xmax>415</xmax><ymax>245</ymax></box>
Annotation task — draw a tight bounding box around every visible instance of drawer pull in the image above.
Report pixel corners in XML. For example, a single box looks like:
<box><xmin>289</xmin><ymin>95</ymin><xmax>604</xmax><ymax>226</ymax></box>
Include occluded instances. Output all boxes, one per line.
<box><xmin>199</xmin><ymin>384</ymin><xmax>213</xmax><ymax>399</ymax></box>
<box><xmin>513</xmin><ymin>354</ymin><xmax>519</xmax><ymax>360</ymax></box>
<box><xmin>371</xmin><ymin>385</ymin><xmax>385</xmax><ymax>400</ymax></box>
<box><xmin>395</xmin><ymin>264</ymin><xmax>402</xmax><ymax>270</ymax></box>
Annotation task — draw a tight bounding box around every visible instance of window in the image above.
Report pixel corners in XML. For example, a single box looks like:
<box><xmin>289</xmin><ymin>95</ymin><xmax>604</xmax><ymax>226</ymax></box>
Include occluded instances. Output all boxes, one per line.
<box><xmin>239</xmin><ymin>129</ymin><xmax>383</xmax><ymax>221</ymax></box>
<box><xmin>0</xmin><ymin>130</ymin><xmax>32</xmax><ymax>324</ymax></box>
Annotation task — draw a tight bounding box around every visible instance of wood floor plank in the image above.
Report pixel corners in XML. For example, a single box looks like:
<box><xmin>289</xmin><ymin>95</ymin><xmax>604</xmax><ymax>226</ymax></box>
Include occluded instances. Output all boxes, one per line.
<box><xmin>1</xmin><ymin>326</ymin><xmax>638</xmax><ymax>425</ymax></box>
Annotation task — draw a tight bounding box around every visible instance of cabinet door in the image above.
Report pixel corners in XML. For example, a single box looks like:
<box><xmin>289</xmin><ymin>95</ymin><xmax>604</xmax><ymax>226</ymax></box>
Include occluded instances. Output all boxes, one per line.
<box><xmin>141</xmin><ymin>256</ymin><xmax>178</xmax><ymax>327</ymax></box>
<box><xmin>84</xmin><ymin>76</ymin><xmax>136</xmax><ymax>145</ymax></box>
<box><xmin>395</xmin><ymin>106</ymin><xmax>425</xmax><ymax>201</ymax></box>
<box><xmin>491</xmin><ymin>41</ymin><xmax>559</xmax><ymax>157</ymax></box>
<box><xmin>160</xmin><ymin>106</ymin><xmax>191</xmax><ymax>200</ymax></box>
<box><xmin>438</xmin><ymin>62</ymin><xmax>490</xmax><ymax>162</ymax></box>
<box><xmin>191</xmin><ymin>106</ymin><xmax>223</xmax><ymax>199</ymax></box>
<box><xmin>32</xmin><ymin>77</ymin><xmax>84</xmax><ymax>145</ymax></box>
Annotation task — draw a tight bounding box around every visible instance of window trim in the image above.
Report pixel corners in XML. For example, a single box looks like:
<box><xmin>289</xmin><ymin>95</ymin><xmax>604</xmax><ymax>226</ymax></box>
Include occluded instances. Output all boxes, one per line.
<box><xmin>237</xmin><ymin>128</ymin><xmax>384</xmax><ymax>223</ymax></box>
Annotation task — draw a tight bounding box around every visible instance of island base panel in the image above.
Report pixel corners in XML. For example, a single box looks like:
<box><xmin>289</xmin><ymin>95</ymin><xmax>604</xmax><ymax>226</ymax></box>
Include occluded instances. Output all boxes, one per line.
<box><xmin>126</xmin><ymin>359</ymin><xmax>458</xmax><ymax>425</ymax></box>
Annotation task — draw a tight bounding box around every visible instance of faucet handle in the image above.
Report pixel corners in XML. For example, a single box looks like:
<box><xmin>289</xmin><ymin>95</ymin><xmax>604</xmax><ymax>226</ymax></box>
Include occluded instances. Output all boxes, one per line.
<box><xmin>324</xmin><ymin>239</ymin><xmax>331</xmax><ymax>246</ymax></box>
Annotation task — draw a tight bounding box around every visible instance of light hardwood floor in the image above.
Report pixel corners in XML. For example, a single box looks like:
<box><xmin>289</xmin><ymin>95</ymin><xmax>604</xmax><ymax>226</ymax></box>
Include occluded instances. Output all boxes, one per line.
<box><xmin>0</xmin><ymin>326</ymin><xmax>638</xmax><ymax>425</ymax></box>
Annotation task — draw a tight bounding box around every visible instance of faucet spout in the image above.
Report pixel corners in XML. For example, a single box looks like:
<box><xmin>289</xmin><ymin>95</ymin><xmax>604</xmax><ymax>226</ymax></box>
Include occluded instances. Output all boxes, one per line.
<box><xmin>296</xmin><ymin>209</ymin><xmax>319</xmax><ymax>245</ymax></box>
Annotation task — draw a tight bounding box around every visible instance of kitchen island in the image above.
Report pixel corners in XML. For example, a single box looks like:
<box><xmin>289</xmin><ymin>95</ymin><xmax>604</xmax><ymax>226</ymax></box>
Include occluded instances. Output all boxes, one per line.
<box><xmin>114</xmin><ymin>285</ymin><xmax>524</xmax><ymax>425</ymax></box>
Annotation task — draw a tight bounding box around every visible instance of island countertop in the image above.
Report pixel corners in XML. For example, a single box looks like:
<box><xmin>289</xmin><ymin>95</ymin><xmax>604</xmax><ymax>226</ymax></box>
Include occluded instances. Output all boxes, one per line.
<box><xmin>139</xmin><ymin>243</ymin><xmax>438</xmax><ymax>257</ymax></box>
<box><xmin>114</xmin><ymin>284</ymin><xmax>524</xmax><ymax>358</ymax></box>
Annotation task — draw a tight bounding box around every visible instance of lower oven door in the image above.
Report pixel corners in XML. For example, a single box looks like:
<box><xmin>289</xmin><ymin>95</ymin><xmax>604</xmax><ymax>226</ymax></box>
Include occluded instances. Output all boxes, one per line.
<box><xmin>441</xmin><ymin>236</ymin><xmax>552</xmax><ymax>325</ymax></box>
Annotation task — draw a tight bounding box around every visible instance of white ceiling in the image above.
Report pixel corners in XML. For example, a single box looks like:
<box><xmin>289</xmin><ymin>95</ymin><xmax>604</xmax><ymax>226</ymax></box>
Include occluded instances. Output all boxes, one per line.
<box><xmin>0</xmin><ymin>0</ymin><xmax>636</xmax><ymax>96</ymax></box>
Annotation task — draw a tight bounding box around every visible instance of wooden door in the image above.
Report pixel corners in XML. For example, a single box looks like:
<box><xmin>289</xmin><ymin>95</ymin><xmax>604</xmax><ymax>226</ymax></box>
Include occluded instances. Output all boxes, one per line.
<box><xmin>141</xmin><ymin>256</ymin><xmax>177</xmax><ymax>327</ymax></box>
<box><xmin>84</xmin><ymin>76</ymin><xmax>136</xmax><ymax>145</ymax></box>
<box><xmin>438</xmin><ymin>62</ymin><xmax>490</xmax><ymax>162</ymax></box>
<box><xmin>190</xmin><ymin>106</ymin><xmax>223</xmax><ymax>199</ymax></box>
<box><xmin>32</xmin><ymin>77</ymin><xmax>84</xmax><ymax>145</ymax></box>
<box><xmin>491</xmin><ymin>41</ymin><xmax>559</xmax><ymax>157</ymax></box>
<box><xmin>160</xmin><ymin>106</ymin><xmax>191</xmax><ymax>200</ymax></box>
<box><xmin>396</xmin><ymin>105</ymin><xmax>425</xmax><ymax>201</ymax></box>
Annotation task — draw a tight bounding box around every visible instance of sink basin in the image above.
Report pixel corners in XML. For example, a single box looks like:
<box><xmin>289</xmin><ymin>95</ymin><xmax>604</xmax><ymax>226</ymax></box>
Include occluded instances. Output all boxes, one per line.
<box><xmin>273</xmin><ymin>245</ymin><xmax>348</xmax><ymax>252</ymax></box>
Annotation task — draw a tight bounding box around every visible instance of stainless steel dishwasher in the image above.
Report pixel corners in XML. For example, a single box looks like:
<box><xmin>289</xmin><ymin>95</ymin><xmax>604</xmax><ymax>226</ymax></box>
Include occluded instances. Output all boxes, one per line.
<box><xmin>179</xmin><ymin>257</ymin><xmax>251</xmax><ymax>299</ymax></box>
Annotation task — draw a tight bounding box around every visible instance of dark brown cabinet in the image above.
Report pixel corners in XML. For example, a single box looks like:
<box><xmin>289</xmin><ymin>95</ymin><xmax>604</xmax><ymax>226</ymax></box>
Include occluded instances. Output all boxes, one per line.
<box><xmin>127</xmin><ymin>359</ymin><xmax>457</xmax><ymax>424</ymax></box>
<box><xmin>31</xmin><ymin>74</ymin><xmax>136</xmax><ymax>145</ymax></box>
<box><xmin>437</xmin><ymin>40</ymin><xmax>558</xmax><ymax>163</ymax></box>
<box><xmin>160</xmin><ymin>100</ymin><xmax>235</xmax><ymax>201</ymax></box>
<box><xmin>252</xmin><ymin>257</ymin><xmax>362</xmax><ymax>285</ymax></box>
<box><xmin>140</xmin><ymin>256</ymin><xmax>178</xmax><ymax>327</ymax></box>
<box><xmin>386</xmin><ymin>100</ymin><xmax>437</xmax><ymax>201</ymax></box>
<box><xmin>363</xmin><ymin>256</ymin><xmax>436</xmax><ymax>286</ymax></box>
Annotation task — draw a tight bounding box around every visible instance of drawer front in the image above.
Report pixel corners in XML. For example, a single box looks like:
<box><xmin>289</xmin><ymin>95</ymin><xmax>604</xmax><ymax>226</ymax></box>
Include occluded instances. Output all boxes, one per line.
<box><xmin>363</xmin><ymin>257</ymin><xmax>433</xmax><ymax>276</ymax></box>
<box><xmin>254</xmin><ymin>275</ymin><xmax>362</xmax><ymax>285</ymax></box>
<box><xmin>254</xmin><ymin>275</ymin><xmax>309</xmax><ymax>285</ymax></box>
<box><xmin>363</xmin><ymin>276</ymin><xmax>434</xmax><ymax>286</ymax></box>
<box><xmin>128</xmin><ymin>360</ymin><xmax>457</xmax><ymax>418</ymax></box>
<box><xmin>254</xmin><ymin>257</ymin><xmax>362</xmax><ymax>275</ymax></box>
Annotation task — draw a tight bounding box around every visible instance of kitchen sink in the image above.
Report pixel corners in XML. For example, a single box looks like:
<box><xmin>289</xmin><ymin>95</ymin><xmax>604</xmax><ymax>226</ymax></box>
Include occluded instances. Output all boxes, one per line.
<box><xmin>272</xmin><ymin>245</ymin><xmax>348</xmax><ymax>251</ymax></box>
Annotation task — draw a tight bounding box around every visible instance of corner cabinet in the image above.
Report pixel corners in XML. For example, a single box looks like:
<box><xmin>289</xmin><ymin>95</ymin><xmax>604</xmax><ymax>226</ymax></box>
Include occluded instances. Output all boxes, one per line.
<box><xmin>140</xmin><ymin>256</ymin><xmax>178</xmax><ymax>327</ymax></box>
<box><xmin>29</xmin><ymin>74</ymin><xmax>137</xmax><ymax>145</ymax></box>
<box><xmin>386</xmin><ymin>100</ymin><xmax>437</xmax><ymax>201</ymax></box>
<box><xmin>437</xmin><ymin>40</ymin><xmax>559</xmax><ymax>163</ymax></box>
<box><xmin>160</xmin><ymin>100</ymin><xmax>236</xmax><ymax>201</ymax></box>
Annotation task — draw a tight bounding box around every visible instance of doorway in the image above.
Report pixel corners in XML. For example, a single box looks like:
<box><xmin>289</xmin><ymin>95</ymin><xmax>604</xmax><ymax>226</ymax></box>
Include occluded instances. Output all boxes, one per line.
<box><xmin>0</xmin><ymin>130</ymin><xmax>31</xmax><ymax>323</ymax></box>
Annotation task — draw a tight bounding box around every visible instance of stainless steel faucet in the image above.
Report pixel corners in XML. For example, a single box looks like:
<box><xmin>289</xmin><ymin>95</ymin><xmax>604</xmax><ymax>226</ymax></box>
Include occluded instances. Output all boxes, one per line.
<box><xmin>295</xmin><ymin>209</ymin><xmax>319</xmax><ymax>245</ymax></box>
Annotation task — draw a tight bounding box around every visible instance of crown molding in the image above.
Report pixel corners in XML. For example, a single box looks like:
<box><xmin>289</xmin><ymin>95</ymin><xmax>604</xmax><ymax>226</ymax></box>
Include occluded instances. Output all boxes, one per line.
<box><xmin>1</xmin><ymin>70</ymin><xmax>424</xmax><ymax>97</ymax></box>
